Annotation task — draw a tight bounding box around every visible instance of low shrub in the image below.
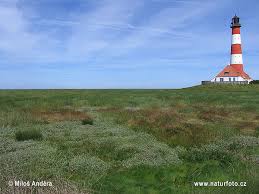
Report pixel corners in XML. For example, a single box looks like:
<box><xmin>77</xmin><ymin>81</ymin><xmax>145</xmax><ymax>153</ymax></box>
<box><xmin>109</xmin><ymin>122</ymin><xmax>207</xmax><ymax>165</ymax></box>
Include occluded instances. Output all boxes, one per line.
<box><xmin>15</xmin><ymin>129</ymin><xmax>43</xmax><ymax>141</ymax></box>
<box><xmin>182</xmin><ymin>136</ymin><xmax>259</xmax><ymax>165</ymax></box>
<box><xmin>68</xmin><ymin>155</ymin><xmax>110</xmax><ymax>178</ymax></box>
<box><xmin>227</xmin><ymin>136</ymin><xmax>259</xmax><ymax>150</ymax></box>
<box><xmin>184</xmin><ymin>144</ymin><xmax>235</xmax><ymax>165</ymax></box>
<box><xmin>82</xmin><ymin>117</ymin><xmax>94</xmax><ymax>125</ymax></box>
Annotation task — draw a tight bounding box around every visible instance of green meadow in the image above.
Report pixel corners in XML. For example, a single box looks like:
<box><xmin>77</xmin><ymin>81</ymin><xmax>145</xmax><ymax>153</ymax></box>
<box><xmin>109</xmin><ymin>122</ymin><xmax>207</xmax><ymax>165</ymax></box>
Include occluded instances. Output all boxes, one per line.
<box><xmin>0</xmin><ymin>85</ymin><xmax>259</xmax><ymax>193</ymax></box>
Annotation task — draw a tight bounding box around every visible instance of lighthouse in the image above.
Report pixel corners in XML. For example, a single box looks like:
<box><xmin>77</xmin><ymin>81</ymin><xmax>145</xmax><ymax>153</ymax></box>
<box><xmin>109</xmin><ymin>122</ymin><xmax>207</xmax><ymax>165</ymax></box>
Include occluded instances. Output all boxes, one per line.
<box><xmin>211</xmin><ymin>15</ymin><xmax>252</xmax><ymax>84</ymax></box>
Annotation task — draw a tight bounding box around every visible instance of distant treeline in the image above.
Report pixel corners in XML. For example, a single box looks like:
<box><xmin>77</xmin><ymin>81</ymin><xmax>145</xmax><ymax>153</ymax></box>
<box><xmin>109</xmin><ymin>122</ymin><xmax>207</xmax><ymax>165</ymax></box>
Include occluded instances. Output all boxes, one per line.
<box><xmin>250</xmin><ymin>80</ymin><xmax>259</xmax><ymax>84</ymax></box>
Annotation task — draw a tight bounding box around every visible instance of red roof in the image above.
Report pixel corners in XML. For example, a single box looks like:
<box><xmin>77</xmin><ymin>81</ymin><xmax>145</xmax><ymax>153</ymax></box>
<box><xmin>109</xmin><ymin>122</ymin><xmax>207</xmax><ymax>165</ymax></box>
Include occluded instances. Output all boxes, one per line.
<box><xmin>216</xmin><ymin>65</ymin><xmax>251</xmax><ymax>80</ymax></box>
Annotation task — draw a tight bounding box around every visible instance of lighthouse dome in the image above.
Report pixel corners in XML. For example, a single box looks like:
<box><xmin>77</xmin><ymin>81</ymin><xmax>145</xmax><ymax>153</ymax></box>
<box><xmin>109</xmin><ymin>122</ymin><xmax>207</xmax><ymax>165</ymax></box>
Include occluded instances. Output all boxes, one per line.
<box><xmin>231</xmin><ymin>15</ymin><xmax>241</xmax><ymax>28</ymax></box>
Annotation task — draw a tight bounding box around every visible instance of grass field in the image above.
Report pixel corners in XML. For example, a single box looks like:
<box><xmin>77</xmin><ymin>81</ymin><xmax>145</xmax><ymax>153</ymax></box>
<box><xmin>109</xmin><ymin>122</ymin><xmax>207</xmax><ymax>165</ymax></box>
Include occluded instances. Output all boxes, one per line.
<box><xmin>0</xmin><ymin>85</ymin><xmax>259</xmax><ymax>193</ymax></box>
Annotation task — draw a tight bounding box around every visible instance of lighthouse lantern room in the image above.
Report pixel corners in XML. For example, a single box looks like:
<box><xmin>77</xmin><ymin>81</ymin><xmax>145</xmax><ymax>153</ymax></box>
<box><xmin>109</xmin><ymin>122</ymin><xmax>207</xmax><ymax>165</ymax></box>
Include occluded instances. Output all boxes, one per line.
<box><xmin>211</xmin><ymin>15</ymin><xmax>252</xmax><ymax>84</ymax></box>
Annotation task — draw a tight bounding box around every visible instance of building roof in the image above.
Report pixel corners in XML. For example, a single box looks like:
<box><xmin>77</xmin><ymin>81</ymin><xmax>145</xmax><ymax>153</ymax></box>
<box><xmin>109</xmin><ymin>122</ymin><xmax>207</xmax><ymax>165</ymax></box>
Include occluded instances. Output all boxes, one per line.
<box><xmin>216</xmin><ymin>65</ymin><xmax>251</xmax><ymax>80</ymax></box>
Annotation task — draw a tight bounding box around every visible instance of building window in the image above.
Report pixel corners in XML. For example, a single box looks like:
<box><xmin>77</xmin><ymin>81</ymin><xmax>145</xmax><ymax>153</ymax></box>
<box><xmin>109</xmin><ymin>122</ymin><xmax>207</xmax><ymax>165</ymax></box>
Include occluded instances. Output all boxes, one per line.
<box><xmin>224</xmin><ymin>72</ymin><xmax>229</xmax><ymax>75</ymax></box>
<box><xmin>229</xmin><ymin>78</ymin><xmax>231</xmax><ymax>82</ymax></box>
<box><xmin>220</xmin><ymin>78</ymin><xmax>224</xmax><ymax>82</ymax></box>
<box><xmin>233</xmin><ymin>78</ymin><xmax>236</xmax><ymax>81</ymax></box>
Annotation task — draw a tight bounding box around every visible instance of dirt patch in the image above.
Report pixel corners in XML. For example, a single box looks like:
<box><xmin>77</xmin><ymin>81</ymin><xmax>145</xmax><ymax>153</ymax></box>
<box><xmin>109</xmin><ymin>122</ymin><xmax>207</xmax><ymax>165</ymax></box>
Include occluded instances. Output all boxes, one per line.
<box><xmin>197</xmin><ymin>107</ymin><xmax>230</xmax><ymax>122</ymax></box>
<box><xmin>97</xmin><ymin>107</ymin><xmax>121</xmax><ymax>113</ymax></box>
<box><xmin>32</xmin><ymin>109</ymin><xmax>92</xmax><ymax>123</ymax></box>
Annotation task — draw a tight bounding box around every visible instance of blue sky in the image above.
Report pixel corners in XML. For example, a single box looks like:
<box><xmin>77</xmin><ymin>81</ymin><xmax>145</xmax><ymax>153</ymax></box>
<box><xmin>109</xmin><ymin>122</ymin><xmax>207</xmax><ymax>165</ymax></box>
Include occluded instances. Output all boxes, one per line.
<box><xmin>0</xmin><ymin>0</ymin><xmax>258</xmax><ymax>89</ymax></box>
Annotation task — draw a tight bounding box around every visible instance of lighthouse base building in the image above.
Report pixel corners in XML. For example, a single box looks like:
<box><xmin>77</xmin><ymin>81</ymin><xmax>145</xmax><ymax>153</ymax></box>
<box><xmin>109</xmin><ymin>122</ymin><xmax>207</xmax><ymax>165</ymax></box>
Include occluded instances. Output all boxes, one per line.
<box><xmin>208</xmin><ymin>15</ymin><xmax>252</xmax><ymax>84</ymax></box>
<box><xmin>211</xmin><ymin>64</ymin><xmax>252</xmax><ymax>84</ymax></box>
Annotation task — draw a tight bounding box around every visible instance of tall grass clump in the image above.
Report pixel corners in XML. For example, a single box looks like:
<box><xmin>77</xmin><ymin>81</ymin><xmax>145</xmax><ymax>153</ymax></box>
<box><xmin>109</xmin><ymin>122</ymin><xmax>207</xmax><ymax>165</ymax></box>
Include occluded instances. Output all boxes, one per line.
<box><xmin>15</xmin><ymin>129</ymin><xmax>43</xmax><ymax>141</ymax></box>
<box><xmin>255</xmin><ymin>127</ymin><xmax>259</xmax><ymax>137</ymax></box>
<box><xmin>82</xmin><ymin>117</ymin><xmax>94</xmax><ymax>125</ymax></box>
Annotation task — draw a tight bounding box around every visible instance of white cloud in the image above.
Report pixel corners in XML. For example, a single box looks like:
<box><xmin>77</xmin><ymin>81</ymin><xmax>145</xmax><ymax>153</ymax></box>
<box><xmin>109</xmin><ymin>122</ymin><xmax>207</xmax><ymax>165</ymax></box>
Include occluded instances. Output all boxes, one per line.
<box><xmin>0</xmin><ymin>0</ymin><xmax>256</xmax><ymax>69</ymax></box>
<box><xmin>98</xmin><ymin>0</ymin><xmax>233</xmax><ymax>57</ymax></box>
<box><xmin>63</xmin><ymin>0</ymin><xmax>143</xmax><ymax>61</ymax></box>
<box><xmin>0</xmin><ymin>0</ymin><xmax>62</xmax><ymax>63</ymax></box>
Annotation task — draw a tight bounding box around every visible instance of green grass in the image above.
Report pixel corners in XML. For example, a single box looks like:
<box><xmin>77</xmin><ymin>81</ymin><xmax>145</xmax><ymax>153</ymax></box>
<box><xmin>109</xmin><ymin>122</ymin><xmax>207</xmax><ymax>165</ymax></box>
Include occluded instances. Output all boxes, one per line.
<box><xmin>0</xmin><ymin>85</ymin><xmax>259</xmax><ymax>193</ymax></box>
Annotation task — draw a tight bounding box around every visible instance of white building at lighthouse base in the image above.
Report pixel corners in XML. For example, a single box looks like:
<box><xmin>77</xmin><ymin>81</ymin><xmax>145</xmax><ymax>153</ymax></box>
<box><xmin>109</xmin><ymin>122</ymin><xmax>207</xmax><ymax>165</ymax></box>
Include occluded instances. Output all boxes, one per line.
<box><xmin>210</xmin><ymin>64</ymin><xmax>253</xmax><ymax>84</ymax></box>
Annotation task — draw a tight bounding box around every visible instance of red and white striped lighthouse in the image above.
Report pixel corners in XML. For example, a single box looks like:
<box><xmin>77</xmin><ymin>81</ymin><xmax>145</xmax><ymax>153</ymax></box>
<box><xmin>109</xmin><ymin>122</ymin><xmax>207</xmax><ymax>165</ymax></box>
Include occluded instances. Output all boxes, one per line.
<box><xmin>211</xmin><ymin>15</ymin><xmax>252</xmax><ymax>83</ymax></box>
<box><xmin>230</xmin><ymin>15</ymin><xmax>243</xmax><ymax>72</ymax></box>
